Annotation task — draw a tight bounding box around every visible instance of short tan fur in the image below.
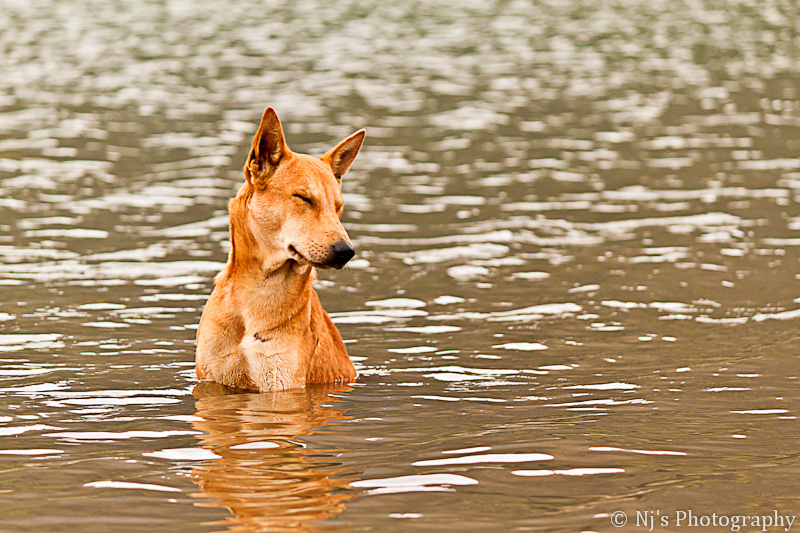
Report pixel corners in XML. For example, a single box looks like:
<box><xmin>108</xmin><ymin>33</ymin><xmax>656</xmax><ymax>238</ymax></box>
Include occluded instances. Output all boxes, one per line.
<box><xmin>196</xmin><ymin>107</ymin><xmax>364</xmax><ymax>391</ymax></box>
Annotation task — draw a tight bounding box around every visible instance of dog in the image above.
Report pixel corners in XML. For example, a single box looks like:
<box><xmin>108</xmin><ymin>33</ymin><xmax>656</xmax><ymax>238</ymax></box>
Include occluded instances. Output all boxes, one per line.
<box><xmin>196</xmin><ymin>107</ymin><xmax>364</xmax><ymax>391</ymax></box>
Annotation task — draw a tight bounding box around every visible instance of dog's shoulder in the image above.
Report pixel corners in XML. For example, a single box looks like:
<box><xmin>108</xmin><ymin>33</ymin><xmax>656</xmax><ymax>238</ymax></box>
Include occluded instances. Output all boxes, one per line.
<box><xmin>305</xmin><ymin>291</ymin><xmax>356</xmax><ymax>384</ymax></box>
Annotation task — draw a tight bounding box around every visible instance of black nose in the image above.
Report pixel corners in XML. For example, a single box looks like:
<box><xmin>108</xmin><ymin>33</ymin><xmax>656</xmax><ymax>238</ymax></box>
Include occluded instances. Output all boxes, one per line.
<box><xmin>330</xmin><ymin>240</ymin><xmax>355</xmax><ymax>267</ymax></box>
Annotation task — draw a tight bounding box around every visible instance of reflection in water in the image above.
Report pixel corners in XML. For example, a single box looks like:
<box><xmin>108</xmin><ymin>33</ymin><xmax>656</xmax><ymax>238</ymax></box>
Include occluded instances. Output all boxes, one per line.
<box><xmin>189</xmin><ymin>383</ymin><xmax>356</xmax><ymax>532</ymax></box>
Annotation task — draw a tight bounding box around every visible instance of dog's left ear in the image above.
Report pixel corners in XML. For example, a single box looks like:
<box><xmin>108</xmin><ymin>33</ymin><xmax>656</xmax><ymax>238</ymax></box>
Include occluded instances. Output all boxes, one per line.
<box><xmin>245</xmin><ymin>107</ymin><xmax>289</xmax><ymax>187</ymax></box>
<box><xmin>321</xmin><ymin>129</ymin><xmax>366</xmax><ymax>179</ymax></box>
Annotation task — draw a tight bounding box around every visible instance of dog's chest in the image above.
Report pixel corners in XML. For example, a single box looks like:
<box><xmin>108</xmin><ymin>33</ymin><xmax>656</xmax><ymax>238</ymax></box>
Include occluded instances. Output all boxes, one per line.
<box><xmin>240</xmin><ymin>333</ymin><xmax>308</xmax><ymax>390</ymax></box>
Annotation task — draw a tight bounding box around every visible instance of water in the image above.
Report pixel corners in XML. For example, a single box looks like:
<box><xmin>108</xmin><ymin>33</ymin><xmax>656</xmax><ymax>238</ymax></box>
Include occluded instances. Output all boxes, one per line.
<box><xmin>1</xmin><ymin>0</ymin><xmax>799</xmax><ymax>531</ymax></box>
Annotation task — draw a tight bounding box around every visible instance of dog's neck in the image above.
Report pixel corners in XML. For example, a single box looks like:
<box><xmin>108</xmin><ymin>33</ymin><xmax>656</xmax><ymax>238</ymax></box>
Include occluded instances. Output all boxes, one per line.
<box><xmin>218</xmin><ymin>189</ymin><xmax>314</xmax><ymax>331</ymax></box>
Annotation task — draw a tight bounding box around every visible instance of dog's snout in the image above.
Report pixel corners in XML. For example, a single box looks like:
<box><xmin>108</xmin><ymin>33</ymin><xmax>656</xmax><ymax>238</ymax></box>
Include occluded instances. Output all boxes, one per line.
<box><xmin>330</xmin><ymin>240</ymin><xmax>355</xmax><ymax>267</ymax></box>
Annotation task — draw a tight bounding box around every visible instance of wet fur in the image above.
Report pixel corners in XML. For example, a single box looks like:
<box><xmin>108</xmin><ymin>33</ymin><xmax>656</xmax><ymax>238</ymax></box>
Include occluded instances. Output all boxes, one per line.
<box><xmin>196</xmin><ymin>107</ymin><xmax>364</xmax><ymax>391</ymax></box>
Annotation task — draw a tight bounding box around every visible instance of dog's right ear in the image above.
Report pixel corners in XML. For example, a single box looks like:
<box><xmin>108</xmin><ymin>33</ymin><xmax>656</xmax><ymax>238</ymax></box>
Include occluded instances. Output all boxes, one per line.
<box><xmin>245</xmin><ymin>107</ymin><xmax>289</xmax><ymax>187</ymax></box>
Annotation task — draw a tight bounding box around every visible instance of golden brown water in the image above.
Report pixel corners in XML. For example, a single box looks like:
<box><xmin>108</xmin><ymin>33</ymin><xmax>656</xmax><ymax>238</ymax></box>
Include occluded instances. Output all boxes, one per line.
<box><xmin>1</xmin><ymin>1</ymin><xmax>799</xmax><ymax>531</ymax></box>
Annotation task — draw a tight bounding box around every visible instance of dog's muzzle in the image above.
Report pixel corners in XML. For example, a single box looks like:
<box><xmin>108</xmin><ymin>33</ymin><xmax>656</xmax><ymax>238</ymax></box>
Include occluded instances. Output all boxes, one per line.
<box><xmin>329</xmin><ymin>240</ymin><xmax>355</xmax><ymax>269</ymax></box>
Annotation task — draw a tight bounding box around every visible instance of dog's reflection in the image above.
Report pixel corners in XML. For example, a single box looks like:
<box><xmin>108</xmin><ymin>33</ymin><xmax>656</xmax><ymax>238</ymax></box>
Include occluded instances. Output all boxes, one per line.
<box><xmin>189</xmin><ymin>382</ymin><xmax>356</xmax><ymax>532</ymax></box>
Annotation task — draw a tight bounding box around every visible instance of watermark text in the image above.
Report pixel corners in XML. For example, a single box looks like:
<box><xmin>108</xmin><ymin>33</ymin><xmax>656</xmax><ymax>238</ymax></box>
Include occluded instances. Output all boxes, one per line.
<box><xmin>608</xmin><ymin>509</ymin><xmax>795</xmax><ymax>531</ymax></box>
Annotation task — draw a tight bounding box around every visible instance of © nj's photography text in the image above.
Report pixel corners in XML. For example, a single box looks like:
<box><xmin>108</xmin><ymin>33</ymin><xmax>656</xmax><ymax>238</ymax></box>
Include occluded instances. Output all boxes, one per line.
<box><xmin>610</xmin><ymin>509</ymin><xmax>796</xmax><ymax>531</ymax></box>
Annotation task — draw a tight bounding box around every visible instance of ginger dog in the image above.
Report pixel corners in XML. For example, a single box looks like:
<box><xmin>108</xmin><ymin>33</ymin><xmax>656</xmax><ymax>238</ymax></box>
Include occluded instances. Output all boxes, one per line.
<box><xmin>196</xmin><ymin>107</ymin><xmax>364</xmax><ymax>391</ymax></box>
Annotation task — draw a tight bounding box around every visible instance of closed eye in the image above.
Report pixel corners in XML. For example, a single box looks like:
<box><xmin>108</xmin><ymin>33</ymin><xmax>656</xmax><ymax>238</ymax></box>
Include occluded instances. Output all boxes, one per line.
<box><xmin>293</xmin><ymin>193</ymin><xmax>313</xmax><ymax>206</ymax></box>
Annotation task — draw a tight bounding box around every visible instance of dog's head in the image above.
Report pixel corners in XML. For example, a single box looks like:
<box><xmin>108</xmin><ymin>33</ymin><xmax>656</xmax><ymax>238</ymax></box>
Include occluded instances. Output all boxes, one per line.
<box><xmin>240</xmin><ymin>107</ymin><xmax>365</xmax><ymax>270</ymax></box>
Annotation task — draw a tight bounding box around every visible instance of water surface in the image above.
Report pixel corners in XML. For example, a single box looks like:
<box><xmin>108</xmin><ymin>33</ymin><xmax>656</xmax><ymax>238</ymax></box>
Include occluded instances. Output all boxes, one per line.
<box><xmin>1</xmin><ymin>1</ymin><xmax>799</xmax><ymax>531</ymax></box>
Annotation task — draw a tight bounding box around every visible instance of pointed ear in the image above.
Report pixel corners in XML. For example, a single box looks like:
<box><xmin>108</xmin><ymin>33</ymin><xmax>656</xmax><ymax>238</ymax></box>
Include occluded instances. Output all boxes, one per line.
<box><xmin>321</xmin><ymin>129</ymin><xmax>366</xmax><ymax>179</ymax></box>
<box><xmin>244</xmin><ymin>107</ymin><xmax>289</xmax><ymax>186</ymax></box>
